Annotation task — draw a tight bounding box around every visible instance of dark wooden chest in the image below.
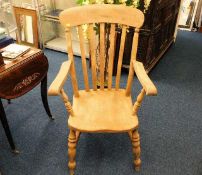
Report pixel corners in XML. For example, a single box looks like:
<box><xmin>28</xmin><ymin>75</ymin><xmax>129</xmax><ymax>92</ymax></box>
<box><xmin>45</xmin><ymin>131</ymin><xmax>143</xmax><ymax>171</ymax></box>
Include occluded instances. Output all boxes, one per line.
<box><xmin>114</xmin><ymin>0</ymin><xmax>181</xmax><ymax>73</ymax></box>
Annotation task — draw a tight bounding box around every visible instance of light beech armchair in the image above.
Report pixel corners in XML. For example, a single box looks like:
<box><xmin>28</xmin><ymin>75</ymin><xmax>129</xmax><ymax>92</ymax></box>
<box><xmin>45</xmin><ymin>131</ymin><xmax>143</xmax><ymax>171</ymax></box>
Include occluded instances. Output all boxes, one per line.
<box><xmin>48</xmin><ymin>4</ymin><xmax>157</xmax><ymax>175</ymax></box>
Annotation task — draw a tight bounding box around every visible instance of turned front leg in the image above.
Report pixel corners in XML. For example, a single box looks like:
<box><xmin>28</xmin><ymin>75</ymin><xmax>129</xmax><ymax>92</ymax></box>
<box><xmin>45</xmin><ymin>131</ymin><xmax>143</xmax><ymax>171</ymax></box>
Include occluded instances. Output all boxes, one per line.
<box><xmin>132</xmin><ymin>129</ymin><xmax>141</xmax><ymax>171</ymax></box>
<box><xmin>68</xmin><ymin>129</ymin><xmax>77</xmax><ymax>175</ymax></box>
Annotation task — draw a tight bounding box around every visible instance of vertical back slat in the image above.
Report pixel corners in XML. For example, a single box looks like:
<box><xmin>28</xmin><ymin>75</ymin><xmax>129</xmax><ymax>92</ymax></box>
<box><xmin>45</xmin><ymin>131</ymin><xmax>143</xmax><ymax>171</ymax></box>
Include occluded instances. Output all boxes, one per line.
<box><xmin>126</xmin><ymin>28</ymin><xmax>140</xmax><ymax>96</ymax></box>
<box><xmin>66</xmin><ymin>25</ymin><xmax>79</xmax><ymax>97</ymax></box>
<box><xmin>88</xmin><ymin>24</ymin><xmax>97</xmax><ymax>91</ymax></box>
<box><xmin>107</xmin><ymin>24</ymin><xmax>116</xmax><ymax>90</ymax></box>
<box><xmin>65</xmin><ymin>25</ymin><xmax>79</xmax><ymax>97</ymax></box>
<box><xmin>99</xmin><ymin>23</ymin><xmax>105</xmax><ymax>90</ymax></box>
<box><xmin>115</xmin><ymin>25</ymin><xmax>127</xmax><ymax>90</ymax></box>
<box><xmin>78</xmin><ymin>25</ymin><xmax>90</xmax><ymax>91</ymax></box>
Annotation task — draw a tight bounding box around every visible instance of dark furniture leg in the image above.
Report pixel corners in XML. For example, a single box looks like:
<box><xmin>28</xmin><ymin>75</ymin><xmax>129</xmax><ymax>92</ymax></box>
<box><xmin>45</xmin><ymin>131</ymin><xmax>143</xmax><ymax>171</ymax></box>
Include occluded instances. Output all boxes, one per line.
<box><xmin>0</xmin><ymin>99</ymin><xmax>19</xmax><ymax>153</ymax></box>
<box><xmin>8</xmin><ymin>99</ymin><xmax>11</xmax><ymax>104</ymax></box>
<box><xmin>41</xmin><ymin>75</ymin><xmax>54</xmax><ymax>120</ymax></box>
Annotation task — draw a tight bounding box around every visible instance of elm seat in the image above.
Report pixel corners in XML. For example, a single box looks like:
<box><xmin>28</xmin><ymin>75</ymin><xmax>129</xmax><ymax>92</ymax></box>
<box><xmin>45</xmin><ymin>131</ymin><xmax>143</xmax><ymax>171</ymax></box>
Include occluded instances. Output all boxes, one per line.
<box><xmin>69</xmin><ymin>89</ymin><xmax>138</xmax><ymax>132</ymax></box>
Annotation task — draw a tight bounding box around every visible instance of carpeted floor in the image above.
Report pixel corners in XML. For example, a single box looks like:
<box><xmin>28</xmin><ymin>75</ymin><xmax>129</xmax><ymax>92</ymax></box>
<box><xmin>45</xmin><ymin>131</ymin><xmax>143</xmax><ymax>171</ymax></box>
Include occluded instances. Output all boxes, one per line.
<box><xmin>0</xmin><ymin>30</ymin><xmax>202</xmax><ymax>175</ymax></box>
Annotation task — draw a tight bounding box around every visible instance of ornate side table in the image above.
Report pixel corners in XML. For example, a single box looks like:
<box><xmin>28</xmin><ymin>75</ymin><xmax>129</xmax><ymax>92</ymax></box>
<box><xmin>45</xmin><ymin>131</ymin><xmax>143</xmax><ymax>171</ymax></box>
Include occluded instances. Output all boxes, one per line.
<box><xmin>0</xmin><ymin>48</ymin><xmax>53</xmax><ymax>153</ymax></box>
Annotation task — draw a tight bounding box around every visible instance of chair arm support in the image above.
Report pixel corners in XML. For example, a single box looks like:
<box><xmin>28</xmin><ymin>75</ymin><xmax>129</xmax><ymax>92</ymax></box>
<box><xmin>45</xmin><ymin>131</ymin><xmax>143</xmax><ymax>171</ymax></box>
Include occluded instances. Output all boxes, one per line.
<box><xmin>48</xmin><ymin>60</ymin><xmax>72</xmax><ymax>96</ymax></box>
<box><xmin>133</xmin><ymin>60</ymin><xmax>157</xmax><ymax>96</ymax></box>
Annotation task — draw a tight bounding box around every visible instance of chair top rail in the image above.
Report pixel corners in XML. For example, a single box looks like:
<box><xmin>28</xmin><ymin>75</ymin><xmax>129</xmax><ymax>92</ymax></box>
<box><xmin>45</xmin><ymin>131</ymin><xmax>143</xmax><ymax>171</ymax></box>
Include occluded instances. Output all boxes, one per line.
<box><xmin>59</xmin><ymin>4</ymin><xmax>144</xmax><ymax>28</ymax></box>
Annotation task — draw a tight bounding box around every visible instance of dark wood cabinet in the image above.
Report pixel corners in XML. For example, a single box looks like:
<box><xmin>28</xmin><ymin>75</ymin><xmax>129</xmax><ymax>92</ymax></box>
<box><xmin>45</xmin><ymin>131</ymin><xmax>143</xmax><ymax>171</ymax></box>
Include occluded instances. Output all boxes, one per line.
<box><xmin>114</xmin><ymin>0</ymin><xmax>181</xmax><ymax>74</ymax></box>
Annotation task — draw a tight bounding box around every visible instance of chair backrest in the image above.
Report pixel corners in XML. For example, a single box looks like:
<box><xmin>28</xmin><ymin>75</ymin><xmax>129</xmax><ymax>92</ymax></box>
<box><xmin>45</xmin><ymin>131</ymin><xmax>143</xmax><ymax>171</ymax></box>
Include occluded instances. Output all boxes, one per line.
<box><xmin>59</xmin><ymin>4</ymin><xmax>144</xmax><ymax>97</ymax></box>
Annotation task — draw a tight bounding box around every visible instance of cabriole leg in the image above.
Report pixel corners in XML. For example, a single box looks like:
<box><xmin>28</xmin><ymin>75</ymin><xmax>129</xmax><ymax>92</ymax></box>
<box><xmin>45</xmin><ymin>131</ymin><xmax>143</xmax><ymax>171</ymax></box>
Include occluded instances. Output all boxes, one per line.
<box><xmin>41</xmin><ymin>75</ymin><xmax>54</xmax><ymax>120</ymax></box>
<box><xmin>0</xmin><ymin>99</ymin><xmax>19</xmax><ymax>154</ymax></box>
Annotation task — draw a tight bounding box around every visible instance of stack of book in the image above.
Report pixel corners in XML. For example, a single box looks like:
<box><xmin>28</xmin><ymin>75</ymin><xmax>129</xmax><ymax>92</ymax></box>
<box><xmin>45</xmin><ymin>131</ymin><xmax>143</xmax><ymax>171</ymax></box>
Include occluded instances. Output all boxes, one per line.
<box><xmin>1</xmin><ymin>43</ymin><xmax>30</xmax><ymax>60</ymax></box>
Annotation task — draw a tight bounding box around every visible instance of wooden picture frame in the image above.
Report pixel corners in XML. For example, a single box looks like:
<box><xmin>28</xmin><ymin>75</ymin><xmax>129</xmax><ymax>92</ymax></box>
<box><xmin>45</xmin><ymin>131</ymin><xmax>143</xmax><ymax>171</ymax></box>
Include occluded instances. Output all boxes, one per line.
<box><xmin>13</xmin><ymin>6</ymin><xmax>39</xmax><ymax>48</ymax></box>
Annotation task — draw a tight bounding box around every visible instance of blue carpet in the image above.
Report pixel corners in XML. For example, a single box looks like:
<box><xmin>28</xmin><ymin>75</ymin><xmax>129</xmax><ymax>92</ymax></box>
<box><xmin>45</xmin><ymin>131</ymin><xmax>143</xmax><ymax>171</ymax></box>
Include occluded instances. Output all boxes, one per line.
<box><xmin>0</xmin><ymin>30</ymin><xmax>202</xmax><ymax>175</ymax></box>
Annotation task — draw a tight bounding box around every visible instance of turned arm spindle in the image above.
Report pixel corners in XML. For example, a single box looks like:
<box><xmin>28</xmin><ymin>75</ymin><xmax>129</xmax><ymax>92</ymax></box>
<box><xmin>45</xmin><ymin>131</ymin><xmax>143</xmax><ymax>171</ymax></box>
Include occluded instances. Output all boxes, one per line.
<box><xmin>133</xmin><ymin>89</ymin><xmax>146</xmax><ymax>115</ymax></box>
<box><xmin>60</xmin><ymin>89</ymin><xmax>74</xmax><ymax>116</ymax></box>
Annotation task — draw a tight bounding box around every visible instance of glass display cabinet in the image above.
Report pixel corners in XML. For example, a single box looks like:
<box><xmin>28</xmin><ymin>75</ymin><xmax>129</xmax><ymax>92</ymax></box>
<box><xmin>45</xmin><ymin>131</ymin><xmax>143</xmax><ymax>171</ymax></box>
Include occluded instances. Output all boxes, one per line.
<box><xmin>0</xmin><ymin>0</ymin><xmax>17</xmax><ymax>39</ymax></box>
<box><xmin>0</xmin><ymin>0</ymin><xmax>88</xmax><ymax>54</ymax></box>
<box><xmin>39</xmin><ymin>0</ymin><xmax>89</xmax><ymax>56</ymax></box>
<box><xmin>39</xmin><ymin>0</ymin><xmax>69</xmax><ymax>52</ymax></box>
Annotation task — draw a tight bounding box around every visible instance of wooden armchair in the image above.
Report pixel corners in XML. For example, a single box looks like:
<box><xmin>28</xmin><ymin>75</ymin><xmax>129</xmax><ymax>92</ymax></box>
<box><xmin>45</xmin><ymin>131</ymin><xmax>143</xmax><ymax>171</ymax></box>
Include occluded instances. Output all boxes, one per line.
<box><xmin>48</xmin><ymin>5</ymin><xmax>157</xmax><ymax>174</ymax></box>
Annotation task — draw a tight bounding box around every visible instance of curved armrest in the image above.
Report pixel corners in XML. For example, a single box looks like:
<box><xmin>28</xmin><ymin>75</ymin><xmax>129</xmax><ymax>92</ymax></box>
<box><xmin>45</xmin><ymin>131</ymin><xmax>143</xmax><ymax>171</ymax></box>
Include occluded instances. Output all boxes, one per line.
<box><xmin>48</xmin><ymin>60</ymin><xmax>72</xmax><ymax>96</ymax></box>
<box><xmin>133</xmin><ymin>60</ymin><xmax>157</xmax><ymax>96</ymax></box>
